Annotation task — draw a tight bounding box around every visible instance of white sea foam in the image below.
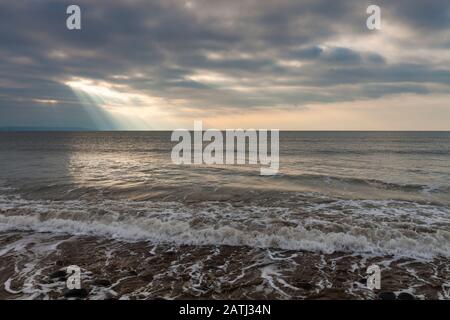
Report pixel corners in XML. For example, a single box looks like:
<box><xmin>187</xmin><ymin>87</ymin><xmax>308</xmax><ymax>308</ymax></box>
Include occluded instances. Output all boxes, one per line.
<box><xmin>0</xmin><ymin>193</ymin><xmax>449</xmax><ymax>260</ymax></box>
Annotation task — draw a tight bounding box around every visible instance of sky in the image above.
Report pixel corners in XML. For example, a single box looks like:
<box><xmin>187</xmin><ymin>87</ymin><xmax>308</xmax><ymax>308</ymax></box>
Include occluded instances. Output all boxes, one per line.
<box><xmin>0</xmin><ymin>0</ymin><xmax>449</xmax><ymax>130</ymax></box>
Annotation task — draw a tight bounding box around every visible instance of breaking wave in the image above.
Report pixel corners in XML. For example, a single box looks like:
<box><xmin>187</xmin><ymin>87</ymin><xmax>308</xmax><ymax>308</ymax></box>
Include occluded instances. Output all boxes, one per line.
<box><xmin>1</xmin><ymin>193</ymin><xmax>449</xmax><ymax>260</ymax></box>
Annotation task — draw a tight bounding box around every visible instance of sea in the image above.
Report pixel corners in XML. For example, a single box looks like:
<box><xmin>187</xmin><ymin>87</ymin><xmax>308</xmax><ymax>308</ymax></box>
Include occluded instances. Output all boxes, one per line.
<box><xmin>0</xmin><ymin>131</ymin><xmax>449</xmax><ymax>299</ymax></box>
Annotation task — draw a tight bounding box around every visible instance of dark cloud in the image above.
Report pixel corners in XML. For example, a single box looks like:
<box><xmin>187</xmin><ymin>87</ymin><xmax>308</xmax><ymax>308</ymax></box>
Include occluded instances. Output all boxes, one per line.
<box><xmin>290</xmin><ymin>46</ymin><xmax>324</xmax><ymax>60</ymax></box>
<box><xmin>387</xmin><ymin>0</ymin><xmax>450</xmax><ymax>30</ymax></box>
<box><xmin>0</xmin><ymin>0</ymin><xmax>449</xmax><ymax>128</ymax></box>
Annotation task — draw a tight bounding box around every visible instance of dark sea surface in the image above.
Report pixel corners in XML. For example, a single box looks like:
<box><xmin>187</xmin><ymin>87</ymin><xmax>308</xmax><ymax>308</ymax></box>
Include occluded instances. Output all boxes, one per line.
<box><xmin>0</xmin><ymin>132</ymin><xmax>449</xmax><ymax>299</ymax></box>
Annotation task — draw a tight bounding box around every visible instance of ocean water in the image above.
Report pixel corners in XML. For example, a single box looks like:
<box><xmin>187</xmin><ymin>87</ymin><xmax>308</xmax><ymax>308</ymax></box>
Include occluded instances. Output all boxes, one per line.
<box><xmin>0</xmin><ymin>131</ymin><xmax>449</xmax><ymax>260</ymax></box>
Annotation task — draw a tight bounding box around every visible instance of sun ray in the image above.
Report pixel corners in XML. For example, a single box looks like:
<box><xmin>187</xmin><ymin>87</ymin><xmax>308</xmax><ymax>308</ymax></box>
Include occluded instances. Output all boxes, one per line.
<box><xmin>64</xmin><ymin>77</ymin><xmax>175</xmax><ymax>130</ymax></box>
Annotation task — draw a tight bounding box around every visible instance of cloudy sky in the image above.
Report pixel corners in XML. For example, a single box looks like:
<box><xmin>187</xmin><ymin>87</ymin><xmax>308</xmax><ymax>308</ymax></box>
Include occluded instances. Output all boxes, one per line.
<box><xmin>1</xmin><ymin>0</ymin><xmax>449</xmax><ymax>130</ymax></box>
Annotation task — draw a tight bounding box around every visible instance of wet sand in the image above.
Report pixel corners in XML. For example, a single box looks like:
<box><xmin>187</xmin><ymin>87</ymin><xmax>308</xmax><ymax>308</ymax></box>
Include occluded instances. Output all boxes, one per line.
<box><xmin>0</xmin><ymin>231</ymin><xmax>448</xmax><ymax>300</ymax></box>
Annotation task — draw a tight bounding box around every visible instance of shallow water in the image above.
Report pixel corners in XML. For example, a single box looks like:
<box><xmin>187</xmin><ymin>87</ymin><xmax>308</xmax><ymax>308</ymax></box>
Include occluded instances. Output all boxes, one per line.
<box><xmin>0</xmin><ymin>231</ymin><xmax>448</xmax><ymax>300</ymax></box>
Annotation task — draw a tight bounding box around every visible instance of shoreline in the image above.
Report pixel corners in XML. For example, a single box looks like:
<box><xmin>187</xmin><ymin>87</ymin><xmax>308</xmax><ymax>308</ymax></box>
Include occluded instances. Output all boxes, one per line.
<box><xmin>0</xmin><ymin>230</ymin><xmax>448</xmax><ymax>300</ymax></box>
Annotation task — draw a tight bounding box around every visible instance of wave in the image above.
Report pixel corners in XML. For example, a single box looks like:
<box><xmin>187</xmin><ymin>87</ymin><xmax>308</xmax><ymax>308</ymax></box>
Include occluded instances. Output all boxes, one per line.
<box><xmin>272</xmin><ymin>172</ymin><xmax>449</xmax><ymax>194</ymax></box>
<box><xmin>299</xmin><ymin>150</ymin><xmax>450</xmax><ymax>156</ymax></box>
<box><xmin>0</xmin><ymin>194</ymin><xmax>449</xmax><ymax>260</ymax></box>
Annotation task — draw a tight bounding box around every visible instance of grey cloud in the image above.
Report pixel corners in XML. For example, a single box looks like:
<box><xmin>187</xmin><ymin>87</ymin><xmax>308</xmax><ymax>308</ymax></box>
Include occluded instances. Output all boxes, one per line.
<box><xmin>290</xmin><ymin>46</ymin><xmax>324</xmax><ymax>59</ymax></box>
<box><xmin>0</xmin><ymin>0</ymin><xmax>449</xmax><ymax>128</ymax></box>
